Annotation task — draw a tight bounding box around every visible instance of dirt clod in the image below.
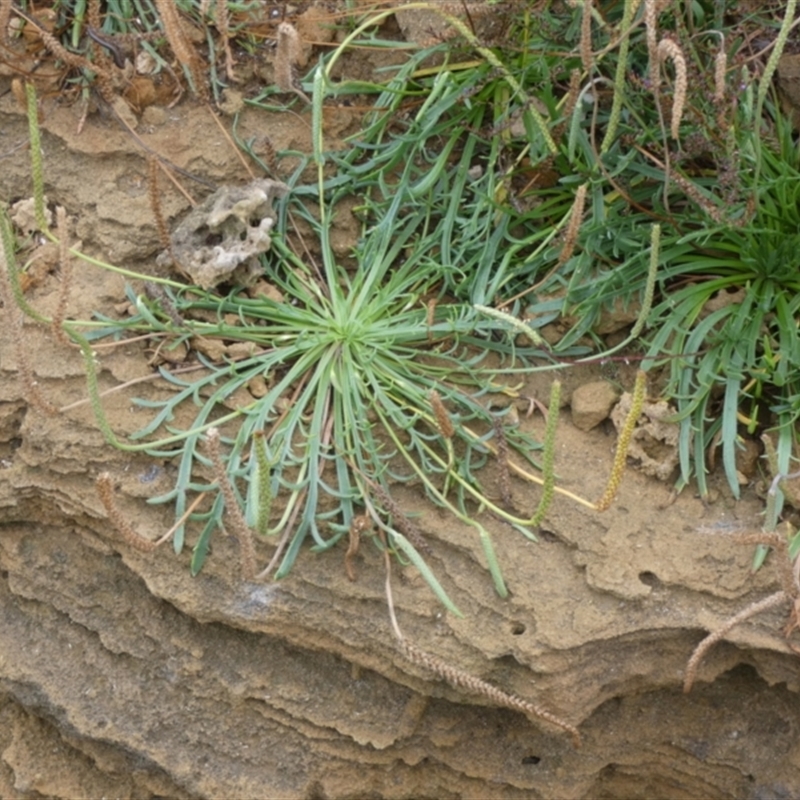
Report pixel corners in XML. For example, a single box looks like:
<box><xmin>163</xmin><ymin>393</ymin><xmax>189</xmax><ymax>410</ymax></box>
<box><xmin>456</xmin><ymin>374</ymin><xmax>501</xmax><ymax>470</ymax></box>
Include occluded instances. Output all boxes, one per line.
<box><xmin>570</xmin><ymin>380</ymin><xmax>620</xmax><ymax>431</ymax></box>
<box><xmin>611</xmin><ymin>391</ymin><xmax>680</xmax><ymax>481</ymax></box>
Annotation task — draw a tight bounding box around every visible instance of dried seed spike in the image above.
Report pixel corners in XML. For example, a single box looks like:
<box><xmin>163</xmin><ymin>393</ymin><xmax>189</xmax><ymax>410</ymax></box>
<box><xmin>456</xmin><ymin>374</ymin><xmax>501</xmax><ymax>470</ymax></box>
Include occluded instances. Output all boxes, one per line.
<box><xmin>735</xmin><ymin>531</ymin><xmax>785</xmax><ymax>550</ymax></box>
<box><xmin>277</xmin><ymin>21</ymin><xmax>301</xmax><ymax>65</ymax></box>
<box><xmin>557</xmin><ymin>183</ymin><xmax>588</xmax><ymax>266</ymax></box>
<box><xmin>87</xmin><ymin>0</ymin><xmax>113</xmax><ymax>81</ymax></box>
<box><xmin>153</xmin><ymin>0</ymin><xmax>207</xmax><ymax>99</ymax></box>
<box><xmin>345</xmin><ymin>515</ymin><xmax>371</xmax><ymax>582</ymax></box>
<box><xmin>683</xmin><ymin>590</ymin><xmax>787</xmax><ymax>693</ymax></box>
<box><xmin>147</xmin><ymin>156</ymin><xmax>171</xmax><ymax>252</ymax></box>
<box><xmin>549</xmin><ymin>70</ymin><xmax>582</xmax><ymax>144</ymax></box>
<box><xmin>670</xmin><ymin>170</ymin><xmax>724</xmax><ymax>224</ymax></box>
<box><xmin>713</xmin><ymin>44</ymin><xmax>727</xmax><ymax>104</ymax></box>
<box><xmin>579</xmin><ymin>0</ymin><xmax>593</xmax><ymax>74</ymax></box>
<box><xmin>87</xmin><ymin>0</ymin><xmax>102</xmax><ymax>32</ymax></box>
<box><xmin>657</xmin><ymin>38</ymin><xmax>687</xmax><ymax>140</ymax></box>
<box><xmin>371</xmin><ymin>482</ymin><xmax>431</xmax><ymax>554</ymax></box>
<box><xmin>380</xmin><ymin>511</ymin><xmax>577</xmax><ymax>746</ymax></box>
<box><xmin>426</xmin><ymin>297</ymin><xmax>437</xmax><ymax>342</ymax></box>
<box><xmin>261</xmin><ymin>135</ymin><xmax>280</xmax><ymax>176</ymax></box>
<box><xmin>275</xmin><ymin>22</ymin><xmax>309</xmax><ymax>102</ymax></box>
<box><xmin>96</xmin><ymin>473</ymin><xmax>158</xmax><ymax>552</ymax></box>
<box><xmin>38</xmin><ymin>26</ymin><xmax>94</xmax><ymax>71</ymax></box>
<box><xmin>563</xmin><ymin>68</ymin><xmax>581</xmax><ymax>121</ymax></box>
<box><xmin>205</xmin><ymin>427</ymin><xmax>257</xmax><ymax>580</ymax></box>
<box><xmin>644</xmin><ymin>0</ymin><xmax>659</xmax><ymax>89</ymax></box>
<box><xmin>595</xmin><ymin>370</ymin><xmax>647</xmax><ymax>511</ymax></box>
<box><xmin>398</xmin><ymin>638</ymin><xmax>581</xmax><ymax>747</ymax></box>
<box><xmin>430</xmin><ymin>389</ymin><xmax>455</xmax><ymax>439</ymax></box>
<box><xmin>215</xmin><ymin>0</ymin><xmax>236</xmax><ymax>82</ymax></box>
<box><xmin>273</xmin><ymin>30</ymin><xmax>294</xmax><ymax>94</ymax></box>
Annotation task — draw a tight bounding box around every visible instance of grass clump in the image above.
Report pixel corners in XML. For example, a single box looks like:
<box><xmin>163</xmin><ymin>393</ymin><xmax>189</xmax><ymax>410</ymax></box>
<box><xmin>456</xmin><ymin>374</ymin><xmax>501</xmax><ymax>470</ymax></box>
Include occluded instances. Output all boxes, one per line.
<box><xmin>121</xmin><ymin>43</ymin><xmax>603</xmax><ymax>605</ymax></box>
<box><xmin>473</xmin><ymin>1</ymin><xmax>800</xmax><ymax>508</ymax></box>
<box><xmin>643</xmin><ymin>111</ymin><xmax>800</xmax><ymax>504</ymax></box>
<box><xmin>3</xmin><ymin>34</ymin><xmax>617</xmax><ymax>613</ymax></box>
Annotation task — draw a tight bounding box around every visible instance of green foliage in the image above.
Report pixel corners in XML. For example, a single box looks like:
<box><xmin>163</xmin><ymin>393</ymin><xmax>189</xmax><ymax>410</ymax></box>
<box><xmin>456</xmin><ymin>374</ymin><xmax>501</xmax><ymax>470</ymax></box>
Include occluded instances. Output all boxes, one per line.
<box><xmin>68</xmin><ymin>45</ymin><xmax>596</xmax><ymax>603</ymax></box>
<box><xmin>483</xmin><ymin>1</ymin><xmax>800</xmax><ymax>504</ymax></box>
<box><xmin>643</xmin><ymin>111</ymin><xmax>800</xmax><ymax>501</ymax></box>
<box><xmin>9</xmin><ymin>0</ymin><xmax>800</xmax><ymax>597</ymax></box>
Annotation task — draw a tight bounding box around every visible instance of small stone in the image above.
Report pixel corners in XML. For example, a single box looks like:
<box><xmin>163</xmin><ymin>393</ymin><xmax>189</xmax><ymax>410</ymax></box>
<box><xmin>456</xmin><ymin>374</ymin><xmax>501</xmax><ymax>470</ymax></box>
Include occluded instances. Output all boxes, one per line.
<box><xmin>225</xmin><ymin>341</ymin><xmax>256</xmax><ymax>360</ymax></box>
<box><xmin>111</xmin><ymin>95</ymin><xmax>138</xmax><ymax>130</ymax></box>
<box><xmin>149</xmin><ymin>340</ymin><xmax>189</xmax><ymax>366</ymax></box>
<box><xmin>141</xmin><ymin>106</ymin><xmax>167</xmax><ymax>126</ymax></box>
<box><xmin>571</xmin><ymin>381</ymin><xmax>619</xmax><ymax>431</ymax></box>
<box><xmin>191</xmin><ymin>335</ymin><xmax>226</xmax><ymax>361</ymax></box>
<box><xmin>10</xmin><ymin>197</ymin><xmax>52</xmax><ymax>234</ymax></box>
<box><xmin>218</xmin><ymin>89</ymin><xmax>245</xmax><ymax>116</ymax></box>
<box><xmin>247</xmin><ymin>280</ymin><xmax>284</xmax><ymax>303</ymax></box>
<box><xmin>248</xmin><ymin>374</ymin><xmax>268</xmax><ymax>398</ymax></box>
<box><xmin>220</xmin><ymin>384</ymin><xmax>254</xmax><ymax>411</ymax></box>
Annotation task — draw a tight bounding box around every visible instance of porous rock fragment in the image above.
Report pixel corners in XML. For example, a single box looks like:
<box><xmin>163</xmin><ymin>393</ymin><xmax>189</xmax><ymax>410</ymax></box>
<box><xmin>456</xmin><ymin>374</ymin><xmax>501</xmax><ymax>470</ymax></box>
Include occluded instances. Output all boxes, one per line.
<box><xmin>158</xmin><ymin>179</ymin><xmax>289</xmax><ymax>289</ymax></box>
<box><xmin>611</xmin><ymin>392</ymin><xmax>679</xmax><ymax>481</ymax></box>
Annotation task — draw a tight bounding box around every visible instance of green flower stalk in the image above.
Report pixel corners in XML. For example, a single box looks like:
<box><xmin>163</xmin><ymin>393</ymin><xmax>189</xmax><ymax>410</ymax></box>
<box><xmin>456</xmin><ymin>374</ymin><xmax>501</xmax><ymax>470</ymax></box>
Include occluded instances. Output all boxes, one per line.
<box><xmin>530</xmin><ymin>380</ymin><xmax>561</xmax><ymax>526</ymax></box>
<box><xmin>26</xmin><ymin>83</ymin><xmax>48</xmax><ymax>234</ymax></box>
<box><xmin>596</xmin><ymin>370</ymin><xmax>646</xmax><ymax>511</ymax></box>
<box><xmin>601</xmin><ymin>0</ymin><xmax>637</xmax><ymax>153</ymax></box>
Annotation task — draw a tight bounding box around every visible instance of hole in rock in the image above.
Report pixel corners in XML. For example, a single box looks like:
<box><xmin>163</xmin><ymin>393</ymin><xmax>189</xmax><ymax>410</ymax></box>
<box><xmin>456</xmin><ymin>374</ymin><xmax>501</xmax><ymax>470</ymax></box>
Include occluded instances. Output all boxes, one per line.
<box><xmin>638</xmin><ymin>570</ymin><xmax>660</xmax><ymax>587</ymax></box>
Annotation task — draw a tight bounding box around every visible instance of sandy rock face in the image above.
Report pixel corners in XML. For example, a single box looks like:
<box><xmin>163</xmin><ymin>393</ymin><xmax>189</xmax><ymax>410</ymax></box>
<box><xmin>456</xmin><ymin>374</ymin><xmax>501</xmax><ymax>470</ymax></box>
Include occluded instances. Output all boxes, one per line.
<box><xmin>2</xmin><ymin>404</ymin><xmax>800</xmax><ymax>800</ymax></box>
